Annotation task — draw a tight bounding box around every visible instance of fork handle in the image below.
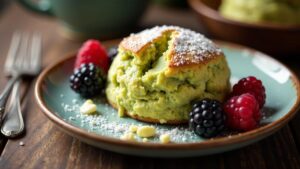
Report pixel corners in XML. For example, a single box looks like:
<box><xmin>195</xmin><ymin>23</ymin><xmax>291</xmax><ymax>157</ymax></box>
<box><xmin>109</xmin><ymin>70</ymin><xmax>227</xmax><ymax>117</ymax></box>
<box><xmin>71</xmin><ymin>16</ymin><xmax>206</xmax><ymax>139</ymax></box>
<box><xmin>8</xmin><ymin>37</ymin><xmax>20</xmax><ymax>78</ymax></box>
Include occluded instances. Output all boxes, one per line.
<box><xmin>0</xmin><ymin>75</ymin><xmax>20</xmax><ymax>126</ymax></box>
<box><xmin>1</xmin><ymin>80</ymin><xmax>24</xmax><ymax>137</ymax></box>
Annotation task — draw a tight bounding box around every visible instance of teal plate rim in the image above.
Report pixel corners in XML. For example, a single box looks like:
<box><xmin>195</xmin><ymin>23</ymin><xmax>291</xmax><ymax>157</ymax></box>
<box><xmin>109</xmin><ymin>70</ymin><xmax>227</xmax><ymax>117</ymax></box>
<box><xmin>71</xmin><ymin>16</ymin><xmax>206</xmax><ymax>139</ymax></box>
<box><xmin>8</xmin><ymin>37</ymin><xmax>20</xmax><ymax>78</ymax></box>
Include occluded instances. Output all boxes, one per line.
<box><xmin>35</xmin><ymin>40</ymin><xmax>300</xmax><ymax>151</ymax></box>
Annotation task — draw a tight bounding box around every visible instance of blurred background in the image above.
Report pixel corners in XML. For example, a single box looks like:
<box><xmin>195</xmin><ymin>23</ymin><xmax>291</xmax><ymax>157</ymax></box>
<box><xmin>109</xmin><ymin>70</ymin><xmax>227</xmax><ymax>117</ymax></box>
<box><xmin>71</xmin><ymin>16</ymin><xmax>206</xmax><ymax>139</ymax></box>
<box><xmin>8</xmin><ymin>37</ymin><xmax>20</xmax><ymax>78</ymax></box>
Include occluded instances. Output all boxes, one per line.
<box><xmin>0</xmin><ymin>1</ymin><xmax>300</xmax><ymax>168</ymax></box>
<box><xmin>0</xmin><ymin>0</ymin><xmax>299</xmax><ymax>56</ymax></box>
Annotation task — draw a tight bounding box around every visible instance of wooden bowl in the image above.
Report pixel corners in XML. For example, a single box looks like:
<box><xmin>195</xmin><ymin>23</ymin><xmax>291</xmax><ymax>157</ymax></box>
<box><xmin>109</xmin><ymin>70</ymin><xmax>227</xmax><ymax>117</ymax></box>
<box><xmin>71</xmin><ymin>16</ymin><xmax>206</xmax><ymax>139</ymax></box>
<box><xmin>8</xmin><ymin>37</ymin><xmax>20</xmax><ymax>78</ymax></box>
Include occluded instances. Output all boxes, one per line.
<box><xmin>187</xmin><ymin>0</ymin><xmax>300</xmax><ymax>56</ymax></box>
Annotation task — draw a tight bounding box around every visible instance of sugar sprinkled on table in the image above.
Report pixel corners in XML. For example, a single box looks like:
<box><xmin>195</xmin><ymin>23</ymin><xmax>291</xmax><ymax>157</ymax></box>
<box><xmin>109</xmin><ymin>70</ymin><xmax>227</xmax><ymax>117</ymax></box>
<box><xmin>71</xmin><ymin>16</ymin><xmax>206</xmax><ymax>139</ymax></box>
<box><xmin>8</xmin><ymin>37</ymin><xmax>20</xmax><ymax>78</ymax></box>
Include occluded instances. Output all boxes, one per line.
<box><xmin>19</xmin><ymin>141</ymin><xmax>25</xmax><ymax>146</ymax></box>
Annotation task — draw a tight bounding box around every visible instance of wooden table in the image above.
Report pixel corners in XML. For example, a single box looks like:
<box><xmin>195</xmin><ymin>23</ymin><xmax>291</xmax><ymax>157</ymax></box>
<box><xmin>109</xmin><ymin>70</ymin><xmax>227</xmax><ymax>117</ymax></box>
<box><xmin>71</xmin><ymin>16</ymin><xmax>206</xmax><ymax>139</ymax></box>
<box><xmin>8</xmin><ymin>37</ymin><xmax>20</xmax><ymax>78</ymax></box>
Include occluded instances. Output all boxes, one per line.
<box><xmin>1</xmin><ymin>1</ymin><xmax>300</xmax><ymax>169</ymax></box>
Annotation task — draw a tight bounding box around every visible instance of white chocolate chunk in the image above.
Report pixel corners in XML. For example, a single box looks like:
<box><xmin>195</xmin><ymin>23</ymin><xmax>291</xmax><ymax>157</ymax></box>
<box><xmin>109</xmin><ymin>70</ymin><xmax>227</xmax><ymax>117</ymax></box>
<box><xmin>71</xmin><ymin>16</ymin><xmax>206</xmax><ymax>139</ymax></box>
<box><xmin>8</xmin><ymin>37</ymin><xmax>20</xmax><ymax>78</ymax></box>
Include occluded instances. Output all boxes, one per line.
<box><xmin>80</xmin><ymin>100</ymin><xmax>97</xmax><ymax>115</ymax></box>
<box><xmin>120</xmin><ymin>132</ymin><xmax>136</xmax><ymax>141</ymax></box>
<box><xmin>159</xmin><ymin>134</ymin><xmax>170</xmax><ymax>144</ymax></box>
<box><xmin>136</xmin><ymin>126</ymin><xmax>156</xmax><ymax>138</ymax></box>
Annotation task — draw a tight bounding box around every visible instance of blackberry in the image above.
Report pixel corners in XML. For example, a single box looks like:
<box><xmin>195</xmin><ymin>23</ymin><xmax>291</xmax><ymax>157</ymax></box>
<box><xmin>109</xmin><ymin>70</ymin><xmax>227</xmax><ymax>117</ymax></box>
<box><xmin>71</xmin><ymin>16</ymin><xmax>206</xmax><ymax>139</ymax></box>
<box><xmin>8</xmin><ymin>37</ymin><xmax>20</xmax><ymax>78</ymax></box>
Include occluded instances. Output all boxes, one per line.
<box><xmin>70</xmin><ymin>63</ymin><xmax>105</xmax><ymax>97</ymax></box>
<box><xmin>108</xmin><ymin>46</ymin><xmax>118</xmax><ymax>64</ymax></box>
<box><xmin>189</xmin><ymin>99</ymin><xmax>226</xmax><ymax>138</ymax></box>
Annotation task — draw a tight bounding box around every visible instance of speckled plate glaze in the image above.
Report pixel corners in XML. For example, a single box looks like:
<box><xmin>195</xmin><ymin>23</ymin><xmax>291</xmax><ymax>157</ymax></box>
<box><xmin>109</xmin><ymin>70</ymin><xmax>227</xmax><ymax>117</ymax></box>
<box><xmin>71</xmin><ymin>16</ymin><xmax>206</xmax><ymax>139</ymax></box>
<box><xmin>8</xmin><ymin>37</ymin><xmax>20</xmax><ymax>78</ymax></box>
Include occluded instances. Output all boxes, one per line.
<box><xmin>35</xmin><ymin>40</ymin><xmax>300</xmax><ymax>157</ymax></box>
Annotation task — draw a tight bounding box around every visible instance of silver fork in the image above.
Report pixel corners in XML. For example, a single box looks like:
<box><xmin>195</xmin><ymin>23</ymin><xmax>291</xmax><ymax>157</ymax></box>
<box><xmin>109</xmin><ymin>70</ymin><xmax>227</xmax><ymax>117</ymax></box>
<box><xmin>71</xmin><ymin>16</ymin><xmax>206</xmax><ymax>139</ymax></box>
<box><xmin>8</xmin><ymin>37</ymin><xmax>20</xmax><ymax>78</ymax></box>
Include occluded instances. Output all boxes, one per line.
<box><xmin>0</xmin><ymin>32</ymin><xmax>42</xmax><ymax>137</ymax></box>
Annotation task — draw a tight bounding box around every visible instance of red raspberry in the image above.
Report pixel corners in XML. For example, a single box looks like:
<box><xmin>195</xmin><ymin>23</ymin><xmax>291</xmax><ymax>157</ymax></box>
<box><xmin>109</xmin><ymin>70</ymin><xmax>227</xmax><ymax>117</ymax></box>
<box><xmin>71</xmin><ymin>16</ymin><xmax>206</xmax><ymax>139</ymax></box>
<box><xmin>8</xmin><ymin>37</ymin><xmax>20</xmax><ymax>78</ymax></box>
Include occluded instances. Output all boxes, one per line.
<box><xmin>224</xmin><ymin>93</ymin><xmax>261</xmax><ymax>131</ymax></box>
<box><xmin>232</xmin><ymin>76</ymin><xmax>266</xmax><ymax>108</ymax></box>
<box><xmin>75</xmin><ymin>39</ymin><xmax>109</xmax><ymax>73</ymax></box>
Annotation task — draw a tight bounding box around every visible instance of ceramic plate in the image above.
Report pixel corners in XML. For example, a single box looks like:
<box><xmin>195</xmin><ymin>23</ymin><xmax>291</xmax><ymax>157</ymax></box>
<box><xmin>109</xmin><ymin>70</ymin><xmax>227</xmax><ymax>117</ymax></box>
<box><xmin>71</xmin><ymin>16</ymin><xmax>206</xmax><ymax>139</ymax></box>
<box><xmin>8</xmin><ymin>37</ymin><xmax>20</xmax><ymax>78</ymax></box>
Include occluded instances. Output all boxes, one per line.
<box><xmin>35</xmin><ymin>40</ymin><xmax>300</xmax><ymax>157</ymax></box>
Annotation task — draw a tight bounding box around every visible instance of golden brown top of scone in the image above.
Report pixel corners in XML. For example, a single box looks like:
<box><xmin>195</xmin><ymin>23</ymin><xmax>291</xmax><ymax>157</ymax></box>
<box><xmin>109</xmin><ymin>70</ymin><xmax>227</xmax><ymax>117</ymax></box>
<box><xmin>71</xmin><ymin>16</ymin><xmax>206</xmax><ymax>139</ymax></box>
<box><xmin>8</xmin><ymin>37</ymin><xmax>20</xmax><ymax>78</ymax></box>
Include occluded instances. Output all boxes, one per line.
<box><xmin>120</xmin><ymin>26</ymin><xmax>223</xmax><ymax>67</ymax></box>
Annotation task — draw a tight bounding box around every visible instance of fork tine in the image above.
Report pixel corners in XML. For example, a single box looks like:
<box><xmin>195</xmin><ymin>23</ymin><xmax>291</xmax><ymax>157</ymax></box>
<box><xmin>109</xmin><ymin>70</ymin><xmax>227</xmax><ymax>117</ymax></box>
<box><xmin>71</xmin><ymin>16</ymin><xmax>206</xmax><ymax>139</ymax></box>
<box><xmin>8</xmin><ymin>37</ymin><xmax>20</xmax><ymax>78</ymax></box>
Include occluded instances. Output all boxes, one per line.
<box><xmin>15</xmin><ymin>32</ymin><xmax>29</xmax><ymax>71</ymax></box>
<box><xmin>4</xmin><ymin>32</ymin><xmax>21</xmax><ymax>74</ymax></box>
<box><xmin>30</xmin><ymin>32</ymin><xmax>42</xmax><ymax>71</ymax></box>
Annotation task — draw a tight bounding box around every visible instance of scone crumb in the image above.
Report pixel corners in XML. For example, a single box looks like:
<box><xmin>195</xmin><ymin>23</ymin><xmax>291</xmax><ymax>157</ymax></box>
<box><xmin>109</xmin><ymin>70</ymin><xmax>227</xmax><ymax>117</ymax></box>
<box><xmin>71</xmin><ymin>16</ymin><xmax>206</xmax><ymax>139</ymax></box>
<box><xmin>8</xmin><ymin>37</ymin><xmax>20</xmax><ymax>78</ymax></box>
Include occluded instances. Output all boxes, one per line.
<box><xmin>142</xmin><ymin>138</ymin><xmax>148</xmax><ymax>142</ymax></box>
<box><xmin>19</xmin><ymin>141</ymin><xmax>25</xmax><ymax>146</ymax></box>
<box><xmin>118</xmin><ymin>106</ymin><xmax>125</xmax><ymax>117</ymax></box>
<box><xmin>160</xmin><ymin>134</ymin><xmax>171</xmax><ymax>144</ymax></box>
<box><xmin>129</xmin><ymin>125</ymin><xmax>138</xmax><ymax>133</ymax></box>
<box><xmin>137</xmin><ymin>126</ymin><xmax>156</xmax><ymax>138</ymax></box>
<box><xmin>159</xmin><ymin>119</ymin><xmax>167</xmax><ymax>124</ymax></box>
<box><xmin>80</xmin><ymin>100</ymin><xmax>97</xmax><ymax>115</ymax></box>
<box><xmin>120</xmin><ymin>132</ymin><xmax>136</xmax><ymax>141</ymax></box>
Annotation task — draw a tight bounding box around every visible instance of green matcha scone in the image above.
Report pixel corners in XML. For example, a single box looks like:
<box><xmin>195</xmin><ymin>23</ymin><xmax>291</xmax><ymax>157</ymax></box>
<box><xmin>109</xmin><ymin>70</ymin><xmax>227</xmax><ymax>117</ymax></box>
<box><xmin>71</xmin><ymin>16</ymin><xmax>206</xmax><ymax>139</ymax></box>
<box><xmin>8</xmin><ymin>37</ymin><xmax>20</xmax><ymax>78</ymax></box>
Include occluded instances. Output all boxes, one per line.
<box><xmin>106</xmin><ymin>26</ymin><xmax>231</xmax><ymax>124</ymax></box>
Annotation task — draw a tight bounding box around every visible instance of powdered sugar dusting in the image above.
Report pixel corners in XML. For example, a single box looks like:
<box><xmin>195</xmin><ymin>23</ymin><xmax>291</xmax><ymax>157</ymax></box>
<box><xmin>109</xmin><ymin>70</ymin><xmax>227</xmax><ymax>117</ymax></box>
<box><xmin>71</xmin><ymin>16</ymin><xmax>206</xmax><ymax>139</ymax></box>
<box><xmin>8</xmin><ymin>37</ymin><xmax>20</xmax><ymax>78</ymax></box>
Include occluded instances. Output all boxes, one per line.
<box><xmin>60</xmin><ymin>99</ymin><xmax>202</xmax><ymax>143</ymax></box>
<box><xmin>171</xmin><ymin>27</ymin><xmax>222</xmax><ymax>66</ymax></box>
<box><xmin>120</xmin><ymin>26</ymin><xmax>174</xmax><ymax>53</ymax></box>
<box><xmin>120</xmin><ymin>25</ymin><xmax>222</xmax><ymax>66</ymax></box>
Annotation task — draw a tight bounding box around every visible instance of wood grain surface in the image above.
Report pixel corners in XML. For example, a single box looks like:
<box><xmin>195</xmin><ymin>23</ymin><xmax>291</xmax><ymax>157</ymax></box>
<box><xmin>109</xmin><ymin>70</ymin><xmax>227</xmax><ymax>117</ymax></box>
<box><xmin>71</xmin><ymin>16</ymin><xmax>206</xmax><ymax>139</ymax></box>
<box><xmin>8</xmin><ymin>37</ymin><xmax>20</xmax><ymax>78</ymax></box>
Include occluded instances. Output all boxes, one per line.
<box><xmin>0</xmin><ymin>1</ymin><xmax>300</xmax><ymax>169</ymax></box>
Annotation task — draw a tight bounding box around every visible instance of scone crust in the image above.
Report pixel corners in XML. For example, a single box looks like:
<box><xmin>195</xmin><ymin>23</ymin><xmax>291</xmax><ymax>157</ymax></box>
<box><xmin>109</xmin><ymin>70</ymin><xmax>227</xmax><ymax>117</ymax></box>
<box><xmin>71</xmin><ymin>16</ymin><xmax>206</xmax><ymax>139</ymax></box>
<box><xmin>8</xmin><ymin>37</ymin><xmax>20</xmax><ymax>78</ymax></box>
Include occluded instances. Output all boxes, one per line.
<box><xmin>120</xmin><ymin>26</ymin><xmax>222</xmax><ymax>68</ymax></box>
